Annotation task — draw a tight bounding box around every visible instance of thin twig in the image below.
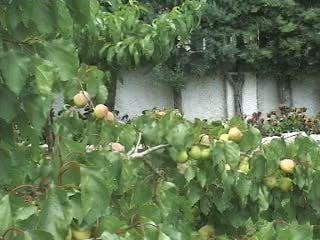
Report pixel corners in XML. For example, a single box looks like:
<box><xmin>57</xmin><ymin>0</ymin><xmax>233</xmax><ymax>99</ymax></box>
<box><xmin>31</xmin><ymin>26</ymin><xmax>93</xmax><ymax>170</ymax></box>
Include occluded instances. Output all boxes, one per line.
<box><xmin>9</xmin><ymin>185</ymin><xmax>37</xmax><ymax>194</ymax></box>
<box><xmin>2</xmin><ymin>227</ymin><xmax>24</xmax><ymax>239</ymax></box>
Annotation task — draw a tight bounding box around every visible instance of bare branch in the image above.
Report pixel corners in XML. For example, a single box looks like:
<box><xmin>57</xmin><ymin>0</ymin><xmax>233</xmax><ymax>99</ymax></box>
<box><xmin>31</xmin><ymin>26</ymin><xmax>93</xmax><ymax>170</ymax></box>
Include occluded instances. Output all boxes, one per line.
<box><xmin>129</xmin><ymin>144</ymin><xmax>170</xmax><ymax>159</ymax></box>
<box><xmin>128</xmin><ymin>132</ymin><xmax>142</xmax><ymax>155</ymax></box>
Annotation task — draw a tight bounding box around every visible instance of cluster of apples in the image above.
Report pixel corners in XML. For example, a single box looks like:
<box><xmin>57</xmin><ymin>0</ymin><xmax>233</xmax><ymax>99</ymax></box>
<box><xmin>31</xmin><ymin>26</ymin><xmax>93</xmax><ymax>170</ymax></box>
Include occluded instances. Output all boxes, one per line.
<box><xmin>73</xmin><ymin>91</ymin><xmax>115</xmax><ymax>122</ymax></box>
<box><xmin>264</xmin><ymin>159</ymin><xmax>296</xmax><ymax>192</ymax></box>
<box><xmin>176</xmin><ymin>134</ymin><xmax>212</xmax><ymax>164</ymax></box>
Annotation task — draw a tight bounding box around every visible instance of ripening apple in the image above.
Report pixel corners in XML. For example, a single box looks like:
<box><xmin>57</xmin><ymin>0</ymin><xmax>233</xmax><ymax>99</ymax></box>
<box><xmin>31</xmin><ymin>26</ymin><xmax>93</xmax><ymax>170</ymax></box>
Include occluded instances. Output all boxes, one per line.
<box><xmin>71</xmin><ymin>228</ymin><xmax>91</xmax><ymax>240</ymax></box>
<box><xmin>111</xmin><ymin>142</ymin><xmax>125</xmax><ymax>152</ymax></box>
<box><xmin>264</xmin><ymin>176</ymin><xmax>278</xmax><ymax>189</ymax></box>
<box><xmin>228</xmin><ymin>127</ymin><xmax>243</xmax><ymax>143</ymax></box>
<box><xmin>219</xmin><ymin>133</ymin><xmax>229</xmax><ymax>142</ymax></box>
<box><xmin>73</xmin><ymin>91</ymin><xmax>90</xmax><ymax>108</ymax></box>
<box><xmin>280</xmin><ymin>159</ymin><xmax>296</xmax><ymax>173</ymax></box>
<box><xmin>201</xmin><ymin>148</ymin><xmax>211</xmax><ymax>160</ymax></box>
<box><xmin>200</xmin><ymin>134</ymin><xmax>210</xmax><ymax>146</ymax></box>
<box><xmin>105</xmin><ymin>111</ymin><xmax>115</xmax><ymax>122</ymax></box>
<box><xmin>189</xmin><ymin>145</ymin><xmax>202</xmax><ymax>160</ymax></box>
<box><xmin>238</xmin><ymin>157</ymin><xmax>250</xmax><ymax>174</ymax></box>
<box><xmin>279</xmin><ymin>177</ymin><xmax>293</xmax><ymax>192</ymax></box>
<box><xmin>198</xmin><ymin>225</ymin><xmax>215</xmax><ymax>239</ymax></box>
<box><xmin>156</xmin><ymin>110</ymin><xmax>166</xmax><ymax>116</ymax></box>
<box><xmin>177</xmin><ymin>150</ymin><xmax>189</xmax><ymax>163</ymax></box>
<box><xmin>94</xmin><ymin>104</ymin><xmax>109</xmax><ymax>119</ymax></box>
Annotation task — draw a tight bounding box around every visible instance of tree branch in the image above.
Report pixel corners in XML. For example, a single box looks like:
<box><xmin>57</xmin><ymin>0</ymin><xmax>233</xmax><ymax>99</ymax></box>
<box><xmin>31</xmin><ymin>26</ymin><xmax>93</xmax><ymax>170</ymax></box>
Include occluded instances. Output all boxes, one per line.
<box><xmin>128</xmin><ymin>132</ymin><xmax>142</xmax><ymax>155</ymax></box>
<box><xmin>129</xmin><ymin>144</ymin><xmax>170</xmax><ymax>159</ymax></box>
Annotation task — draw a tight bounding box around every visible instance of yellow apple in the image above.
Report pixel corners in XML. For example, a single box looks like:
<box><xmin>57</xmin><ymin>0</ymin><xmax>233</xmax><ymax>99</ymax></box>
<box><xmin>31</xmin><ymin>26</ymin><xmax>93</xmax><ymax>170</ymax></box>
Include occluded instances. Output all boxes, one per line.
<box><xmin>94</xmin><ymin>104</ymin><xmax>109</xmax><ymax>119</ymax></box>
<box><xmin>228</xmin><ymin>127</ymin><xmax>243</xmax><ymax>143</ymax></box>
<box><xmin>280</xmin><ymin>159</ymin><xmax>296</xmax><ymax>173</ymax></box>
<box><xmin>73</xmin><ymin>91</ymin><xmax>90</xmax><ymax>108</ymax></box>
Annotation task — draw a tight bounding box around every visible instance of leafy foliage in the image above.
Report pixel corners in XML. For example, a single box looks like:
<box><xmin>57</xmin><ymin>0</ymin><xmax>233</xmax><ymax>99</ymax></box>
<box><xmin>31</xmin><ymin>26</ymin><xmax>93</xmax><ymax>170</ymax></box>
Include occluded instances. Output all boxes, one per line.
<box><xmin>152</xmin><ymin>0</ymin><xmax>320</xmax><ymax>86</ymax></box>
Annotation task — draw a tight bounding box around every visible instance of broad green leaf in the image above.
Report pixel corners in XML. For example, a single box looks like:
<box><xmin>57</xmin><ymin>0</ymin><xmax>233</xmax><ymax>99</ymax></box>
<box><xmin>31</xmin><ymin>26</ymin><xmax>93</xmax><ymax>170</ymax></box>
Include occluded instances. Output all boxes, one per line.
<box><xmin>276</xmin><ymin>222</ymin><xmax>313</xmax><ymax>240</ymax></box>
<box><xmin>34</xmin><ymin>59</ymin><xmax>57</xmax><ymax>95</ymax></box>
<box><xmin>19</xmin><ymin>230</ymin><xmax>55</xmax><ymax>240</ymax></box>
<box><xmin>80</xmin><ymin>166</ymin><xmax>113</xmax><ymax>221</ymax></box>
<box><xmin>166</xmin><ymin>123</ymin><xmax>194</xmax><ymax>150</ymax></box>
<box><xmin>37</xmin><ymin>187</ymin><xmax>72</xmax><ymax>240</ymax></box>
<box><xmin>44</xmin><ymin>40</ymin><xmax>79</xmax><ymax>82</ymax></box>
<box><xmin>0</xmin><ymin>87</ymin><xmax>19</xmax><ymax>123</ymax></box>
<box><xmin>0</xmin><ymin>50</ymin><xmax>31</xmax><ymax>95</ymax></box>
<box><xmin>0</xmin><ymin>195</ymin><xmax>12</xmax><ymax>235</ymax></box>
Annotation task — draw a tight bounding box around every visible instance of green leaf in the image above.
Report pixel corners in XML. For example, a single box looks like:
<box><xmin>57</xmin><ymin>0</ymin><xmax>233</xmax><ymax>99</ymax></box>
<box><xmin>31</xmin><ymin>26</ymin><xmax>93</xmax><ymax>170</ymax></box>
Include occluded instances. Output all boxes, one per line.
<box><xmin>34</xmin><ymin>59</ymin><xmax>57</xmax><ymax>95</ymax></box>
<box><xmin>80</xmin><ymin>166</ymin><xmax>113</xmax><ymax>221</ymax></box>
<box><xmin>0</xmin><ymin>195</ymin><xmax>12</xmax><ymax>235</ymax></box>
<box><xmin>276</xmin><ymin>222</ymin><xmax>313</xmax><ymax>240</ymax></box>
<box><xmin>37</xmin><ymin>187</ymin><xmax>72</xmax><ymax>240</ymax></box>
<box><xmin>0</xmin><ymin>50</ymin><xmax>31</xmax><ymax>95</ymax></box>
<box><xmin>19</xmin><ymin>230</ymin><xmax>55</xmax><ymax>240</ymax></box>
<box><xmin>101</xmin><ymin>231</ymin><xmax>121</xmax><ymax>240</ymax></box>
<box><xmin>166</xmin><ymin>123</ymin><xmax>194</xmax><ymax>150</ymax></box>
<box><xmin>15</xmin><ymin>205</ymin><xmax>38</xmax><ymax>222</ymax></box>
<box><xmin>0</xmin><ymin>87</ymin><xmax>19</xmax><ymax>123</ymax></box>
<box><xmin>224</xmin><ymin>142</ymin><xmax>241</xmax><ymax>168</ymax></box>
<box><xmin>43</xmin><ymin>40</ymin><xmax>79</xmax><ymax>82</ymax></box>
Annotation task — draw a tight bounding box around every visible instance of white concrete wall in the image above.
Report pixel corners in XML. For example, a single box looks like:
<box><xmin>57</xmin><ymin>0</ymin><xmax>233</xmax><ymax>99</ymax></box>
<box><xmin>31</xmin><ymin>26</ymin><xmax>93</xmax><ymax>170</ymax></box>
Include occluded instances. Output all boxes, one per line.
<box><xmin>114</xmin><ymin>69</ymin><xmax>174</xmax><ymax>118</ymax></box>
<box><xmin>257</xmin><ymin>75</ymin><xmax>279</xmax><ymax>114</ymax></box>
<box><xmin>292</xmin><ymin>75</ymin><xmax>320</xmax><ymax>116</ymax></box>
<box><xmin>181</xmin><ymin>74</ymin><xmax>226</xmax><ymax>121</ymax></box>
<box><xmin>113</xmin><ymin>69</ymin><xmax>320</xmax><ymax>120</ymax></box>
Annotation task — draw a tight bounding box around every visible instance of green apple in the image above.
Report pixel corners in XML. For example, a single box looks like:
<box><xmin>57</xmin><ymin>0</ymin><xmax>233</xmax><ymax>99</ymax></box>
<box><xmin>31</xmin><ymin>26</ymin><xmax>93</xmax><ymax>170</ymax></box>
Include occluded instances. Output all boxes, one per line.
<box><xmin>219</xmin><ymin>133</ymin><xmax>229</xmax><ymax>141</ymax></box>
<box><xmin>228</xmin><ymin>127</ymin><xmax>243</xmax><ymax>143</ymax></box>
<box><xmin>189</xmin><ymin>145</ymin><xmax>202</xmax><ymax>160</ymax></box>
<box><xmin>264</xmin><ymin>176</ymin><xmax>278</xmax><ymax>189</ymax></box>
<box><xmin>201</xmin><ymin>148</ymin><xmax>211</xmax><ymax>160</ymax></box>
<box><xmin>177</xmin><ymin>150</ymin><xmax>188</xmax><ymax>163</ymax></box>
<box><xmin>279</xmin><ymin>177</ymin><xmax>293</xmax><ymax>192</ymax></box>
<box><xmin>72</xmin><ymin>228</ymin><xmax>91</xmax><ymax>240</ymax></box>
<box><xmin>199</xmin><ymin>225</ymin><xmax>215</xmax><ymax>239</ymax></box>
<box><xmin>238</xmin><ymin>158</ymin><xmax>250</xmax><ymax>174</ymax></box>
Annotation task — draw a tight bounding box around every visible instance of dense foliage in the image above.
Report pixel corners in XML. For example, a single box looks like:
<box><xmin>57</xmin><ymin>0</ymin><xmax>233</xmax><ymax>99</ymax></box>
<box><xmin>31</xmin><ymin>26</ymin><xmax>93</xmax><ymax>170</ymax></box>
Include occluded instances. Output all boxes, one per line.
<box><xmin>152</xmin><ymin>0</ymin><xmax>320</xmax><ymax>88</ymax></box>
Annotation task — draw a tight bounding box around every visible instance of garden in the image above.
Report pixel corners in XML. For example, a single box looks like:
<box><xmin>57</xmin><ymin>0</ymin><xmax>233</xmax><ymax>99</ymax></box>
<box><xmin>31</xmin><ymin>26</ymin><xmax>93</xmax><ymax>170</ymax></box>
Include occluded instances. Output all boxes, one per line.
<box><xmin>0</xmin><ymin>1</ymin><xmax>320</xmax><ymax>240</ymax></box>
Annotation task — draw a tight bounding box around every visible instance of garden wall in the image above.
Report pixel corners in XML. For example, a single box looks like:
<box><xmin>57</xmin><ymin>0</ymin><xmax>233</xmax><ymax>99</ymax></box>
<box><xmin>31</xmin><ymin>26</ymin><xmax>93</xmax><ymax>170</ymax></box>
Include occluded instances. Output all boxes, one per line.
<box><xmin>114</xmin><ymin>68</ymin><xmax>320</xmax><ymax>120</ymax></box>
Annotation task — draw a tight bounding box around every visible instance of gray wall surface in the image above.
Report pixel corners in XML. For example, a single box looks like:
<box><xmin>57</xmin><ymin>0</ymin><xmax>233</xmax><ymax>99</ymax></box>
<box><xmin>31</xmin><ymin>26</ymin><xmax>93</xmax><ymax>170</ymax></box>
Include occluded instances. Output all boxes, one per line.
<box><xmin>114</xmin><ymin>68</ymin><xmax>320</xmax><ymax>120</ymax></box>
<box><xmin>114</xmin><ymin>69</ymin><xmax>174</xmax><ymax>117</ymax></box>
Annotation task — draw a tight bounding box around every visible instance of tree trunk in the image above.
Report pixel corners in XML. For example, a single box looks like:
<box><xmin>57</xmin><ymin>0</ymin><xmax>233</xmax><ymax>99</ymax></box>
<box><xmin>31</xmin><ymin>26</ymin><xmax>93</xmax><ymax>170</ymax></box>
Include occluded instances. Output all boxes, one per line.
<box><xmin>277</xmin><ymin>76</ymin><xmax>292</xmax><ymax>106</ymax></box>
<box><xmin>173</xmin><ymin>88</ymin><xmax>183</xmax><ymax>114</ymax></box>
<box><xmin>106</xmin><ymin>77</ymin><xmax>117</xmax><ymax>111</ymax></box>
<box><xmin>227</xmin><ymin>72</ymin><xmax>245</xmax><ymax>115</ymax></box>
